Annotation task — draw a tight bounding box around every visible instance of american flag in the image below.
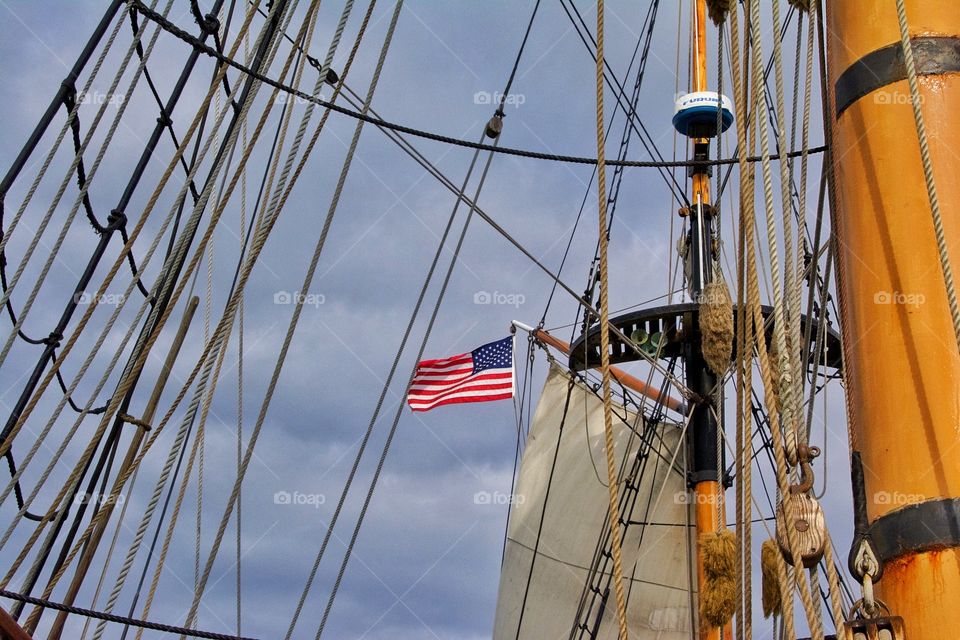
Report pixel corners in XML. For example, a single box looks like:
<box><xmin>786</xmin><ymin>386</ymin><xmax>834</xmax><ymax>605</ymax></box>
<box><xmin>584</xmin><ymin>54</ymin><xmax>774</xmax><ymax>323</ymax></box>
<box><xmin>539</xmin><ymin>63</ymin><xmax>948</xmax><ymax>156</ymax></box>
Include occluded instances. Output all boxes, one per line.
<box><xmin>407</xmin><ymin>337</ymin><xmax>514</xmax><ymax>412</ymax></box>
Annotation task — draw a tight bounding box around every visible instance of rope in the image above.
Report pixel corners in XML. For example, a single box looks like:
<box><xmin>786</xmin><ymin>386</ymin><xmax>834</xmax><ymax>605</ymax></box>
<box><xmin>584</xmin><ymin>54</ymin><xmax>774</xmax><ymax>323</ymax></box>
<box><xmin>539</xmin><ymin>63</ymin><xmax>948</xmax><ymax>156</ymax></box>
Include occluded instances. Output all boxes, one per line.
<box><xmin>150</xmin><ymin>0</ymin><xmax>360</xmax><ymax>632</ymax></box>
<box><xmin>769</xmin><ymin>0</ymin><xmax>801</xmax><ymax>470</ymax></box>
<box><xmin>0</xmin><ymin>2</ymin><xmax>130</xmax><ymax>259</ymax></box>
<box><xmin>0</xmin><ymin>1</ymin><xmax>172</xmax><ymax>520</ymax></box>
<box><xmin>330</xmin><ymin>86</ymin><xmax>696</xmax><ymax>399</ymax></box>
<box><xmin>87</xmin><ymin>2</ymin><xmax>315</xmax><ymax>634</ymax></box>
<box><xmin>182</xmin><ymin>1</ymin><xmax>393</xmax><ymax>631</ymax></box>
<box><xmin>744</xmin><ymin>0</ymin><xmax>825</xmax><ymax>636</ymax></box>
<box><xmin>728</xmin><ymin>2</ymin><xmax>753</xmax><ymax>635</ymax></box>
<box><xmin>317</xmin><ymin>136</ymin><xmax>490</xmax><ymax>640</ymax></box>
<box><xmin>129</xmin><ymin>0</ymin><xmax>825</xmax><ymax>169</ymax></box>
<box><xmin>0</xmin><ymin>0</ymin><xmax>265</xmax><ymax>499</ymax></box>
<box><xmin>3</xmin><ymin>0</ymin><xmax>287</xmax><ymax>605</ymax></box>
<box><xmin>0</xmin><ymin>588</ymin><xmax>260</xmax><ymax>640</ymax></box>
<box><xmin>894</xmin><ymin>0</ymin><xmax>960</xmax><ymax>352</ymax></box>
<box><xmin>593</xmin><ymin>1</ymin><xmax>629</xmax><ymax>636</ymax></box>
<box><xmin>0</xmin><ymin>0</ymin><xmax>168</xmax><ymax>378</ymax></box>
<box><xmin>236</xmin><ymin>25</ymin><xmax>249</xmax><ymax>637</ymax></box>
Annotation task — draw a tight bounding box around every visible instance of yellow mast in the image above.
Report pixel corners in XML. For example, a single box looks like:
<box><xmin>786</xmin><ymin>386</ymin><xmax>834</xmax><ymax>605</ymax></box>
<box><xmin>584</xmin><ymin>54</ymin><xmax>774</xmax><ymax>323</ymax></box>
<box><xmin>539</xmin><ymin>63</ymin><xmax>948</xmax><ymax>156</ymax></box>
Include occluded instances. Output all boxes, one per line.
<box><xmin>825</xmin><ymin>1</ymin><xmax>960</xmax><ymax>637</ymax></box>
<box><xmin>688</xmin><ymin>2</ymin><xmax>731</xmax><ymax>639</ymax></box>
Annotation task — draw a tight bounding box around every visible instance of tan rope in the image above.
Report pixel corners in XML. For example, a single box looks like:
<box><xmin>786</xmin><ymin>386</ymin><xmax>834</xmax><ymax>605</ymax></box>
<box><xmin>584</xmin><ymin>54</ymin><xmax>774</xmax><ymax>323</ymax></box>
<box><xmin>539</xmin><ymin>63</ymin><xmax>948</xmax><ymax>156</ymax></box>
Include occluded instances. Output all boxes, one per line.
<box><xmin>594</xmin><ymin>1</ymin><xmax>629</xmax><ymax>636</ymax></box>
<box><xmin>894</xmin><ymin>0</ymin><xmax>960</xmax><ymax>352</ymax></box>
<box><xmin>729</xmin><ymin>1</ymin><xmax>753</xmax><ymax>636</ymax></box>
<box><xmin>3</xmin><ymin>0</ymin><xmax>290</xmax><ymax>600</ymax></box>
<box><xmin>745</xmin><ymin>0</ymin><xmax>825</xmax><ymax>636</ymax></box>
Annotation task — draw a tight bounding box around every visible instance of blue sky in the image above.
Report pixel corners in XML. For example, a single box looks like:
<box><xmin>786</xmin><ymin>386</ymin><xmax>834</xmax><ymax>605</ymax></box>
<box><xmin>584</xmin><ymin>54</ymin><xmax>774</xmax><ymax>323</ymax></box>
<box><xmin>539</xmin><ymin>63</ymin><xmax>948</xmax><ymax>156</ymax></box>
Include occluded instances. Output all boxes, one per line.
<box><xmin>0</xmin><ymin>1</ymin><xmax>854</xmax><ymax>638</ymax></box>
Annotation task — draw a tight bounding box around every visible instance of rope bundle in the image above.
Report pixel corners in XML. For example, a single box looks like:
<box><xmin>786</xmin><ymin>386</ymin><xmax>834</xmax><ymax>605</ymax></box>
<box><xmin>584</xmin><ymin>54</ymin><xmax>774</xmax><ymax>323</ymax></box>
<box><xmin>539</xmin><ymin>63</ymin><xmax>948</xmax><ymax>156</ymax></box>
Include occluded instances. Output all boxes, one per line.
<box><xmin>787</xmin><ymin>0</ymin><xmax>810</xmax><ymax>12</ymax></box>
<box><xmin>761</xmin><ymin>539</ymin><xmax>783</xmax><ymax>617</ymax></box>
<box><xmin>700</xmin><ymin>279</ymin><xmax>734</xmax><ymax>375</ymax></box>
<box><xmin>699</xmin><ymin>530</ymin><xmax>738</xmax><ymax>627</ymax></box>
<box><xmin>705</xmin><ymin>0</ymin><xmax>734</xmax><ymax>25</ymax></box>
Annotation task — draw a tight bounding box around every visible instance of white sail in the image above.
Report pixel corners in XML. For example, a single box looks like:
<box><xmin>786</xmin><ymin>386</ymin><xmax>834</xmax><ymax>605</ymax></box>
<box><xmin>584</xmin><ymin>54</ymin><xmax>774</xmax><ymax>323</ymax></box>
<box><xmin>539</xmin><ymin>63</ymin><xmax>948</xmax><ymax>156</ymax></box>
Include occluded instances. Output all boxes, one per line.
<box><xmin>493</xmin><ymin>363</ymin><xmax>695</xmax><ymax>639</ymax></box>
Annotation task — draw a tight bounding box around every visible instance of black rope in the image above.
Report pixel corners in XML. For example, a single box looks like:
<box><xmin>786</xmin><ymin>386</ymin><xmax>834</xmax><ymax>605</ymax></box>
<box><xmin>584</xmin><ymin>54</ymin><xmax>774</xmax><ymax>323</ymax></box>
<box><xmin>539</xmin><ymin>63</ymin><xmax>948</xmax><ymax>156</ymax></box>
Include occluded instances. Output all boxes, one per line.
<box><xmin>495</xmin><ymin>0</ymin><xmax>541</xmax><ymax>115</ymax></box>
<box><xmin>61</xmin><ymin>91</ymin><xmax>106</xmax><ymax>234</ymax></box>
<box><xmin>130</xmin><ymin>0</ymin><xmax>825</xmax><ymax>169</ymax></box>
<box><xmin>560</xmin><ymin>0</ymin><xmax>688</xmax><ymax>204</ymax></box>
<box><xmin>555</xmin><ymin>0</ymin><xmax>665</xmax><ymax>342</ymax></box>
<box><xmin>0</xmin><ymin>588</ymin><xmax>260</xmax><ymax>640</ymax></box>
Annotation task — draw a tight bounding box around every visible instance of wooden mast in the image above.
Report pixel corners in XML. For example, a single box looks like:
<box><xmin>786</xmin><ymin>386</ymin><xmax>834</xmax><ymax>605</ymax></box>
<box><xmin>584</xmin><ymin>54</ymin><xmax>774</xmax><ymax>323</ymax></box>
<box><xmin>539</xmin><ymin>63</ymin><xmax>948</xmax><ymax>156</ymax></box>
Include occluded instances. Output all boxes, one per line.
<box><xmin>687</xmin><ymin>2</ymin><xmax>731</xmax><ymax>639</ymax></box>
<box><xmin>825</xmin><ymin>1</ymin><xmax>960</xmax><ymax>637</ymax></box>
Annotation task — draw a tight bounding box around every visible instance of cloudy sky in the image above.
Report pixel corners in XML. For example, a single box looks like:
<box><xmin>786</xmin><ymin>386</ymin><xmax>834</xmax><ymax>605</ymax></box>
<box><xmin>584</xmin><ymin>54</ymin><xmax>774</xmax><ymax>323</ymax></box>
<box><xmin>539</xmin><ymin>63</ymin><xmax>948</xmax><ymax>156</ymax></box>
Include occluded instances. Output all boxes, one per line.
<box><xmin>0</xmin><ymin>1</ymin><xmax>854</xmax><ymax>638</ymax></box>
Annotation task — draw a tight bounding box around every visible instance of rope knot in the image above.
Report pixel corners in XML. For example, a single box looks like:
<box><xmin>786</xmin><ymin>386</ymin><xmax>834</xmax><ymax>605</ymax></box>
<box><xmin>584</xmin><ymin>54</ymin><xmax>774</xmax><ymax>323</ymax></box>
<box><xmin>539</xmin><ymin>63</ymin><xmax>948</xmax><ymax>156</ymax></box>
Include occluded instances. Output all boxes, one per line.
<box><xmin>107</xmin><ymin>209</ymin><xmax>127</xmax><ymax>231</ymax></box>
<box><xmin>42</xmin><ymin>331</ymin><xmax>63</xmax><ymax>347</ymax></box>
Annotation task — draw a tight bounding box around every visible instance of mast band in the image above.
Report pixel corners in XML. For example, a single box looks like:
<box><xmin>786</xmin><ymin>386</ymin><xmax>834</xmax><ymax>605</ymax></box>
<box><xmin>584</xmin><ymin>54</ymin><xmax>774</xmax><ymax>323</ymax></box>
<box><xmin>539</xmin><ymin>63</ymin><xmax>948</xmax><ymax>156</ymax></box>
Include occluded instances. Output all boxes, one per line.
<box><xmin>867</xmin><ymin>497</ymin><xmax>960</xmax><ymax>564</ymax></box>
<box><xmin>834</xmin><ymin>36</ymin><xmax>960</xmax><ymax>117</ymax></box>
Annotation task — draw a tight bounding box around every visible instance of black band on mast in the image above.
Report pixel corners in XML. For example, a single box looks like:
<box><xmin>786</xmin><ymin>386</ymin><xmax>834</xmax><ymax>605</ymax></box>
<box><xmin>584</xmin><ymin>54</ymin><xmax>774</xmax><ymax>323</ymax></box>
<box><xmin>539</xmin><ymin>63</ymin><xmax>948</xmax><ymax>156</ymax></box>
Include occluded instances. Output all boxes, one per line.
<box><xmin>834</xmin><ymin>36</ymin><xmax>960</xmax><ymax>117</ymax></box>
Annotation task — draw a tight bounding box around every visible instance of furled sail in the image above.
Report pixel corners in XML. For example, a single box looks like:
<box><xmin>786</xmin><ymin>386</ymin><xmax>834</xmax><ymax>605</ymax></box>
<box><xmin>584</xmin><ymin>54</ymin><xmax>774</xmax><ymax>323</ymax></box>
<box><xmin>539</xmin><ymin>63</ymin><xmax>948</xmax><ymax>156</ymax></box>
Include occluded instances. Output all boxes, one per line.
<box><xmin>493</xmin><ymin>363</ymin><xmax>695</xmax><ymax>639</ymax></box>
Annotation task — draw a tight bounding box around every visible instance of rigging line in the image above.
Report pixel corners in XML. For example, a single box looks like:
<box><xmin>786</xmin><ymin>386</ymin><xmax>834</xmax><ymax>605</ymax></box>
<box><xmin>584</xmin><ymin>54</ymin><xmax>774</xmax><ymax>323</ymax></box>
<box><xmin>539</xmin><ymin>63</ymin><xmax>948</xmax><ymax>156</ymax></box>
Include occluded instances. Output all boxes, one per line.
<box><xmin>542</xmin><ymin>0</ymin><xmax>661</xmax><ymax>329</ymax></box>
<box><xmin>0</xmin><ymin>0</ymin><xmax>171</xmax><ymax>379</ymax></box>
<box><xmin>334</xmin><ymin>89</ymin><xmax>695</xmax><ymax>400</ymax></box>
<box><xmin>118</xmin><ymin>329</ymin><xmax>210</xmax><ymax>640</ymax></box>
<box><xmin>0</xmin><ymin>589</ymin><xmax>260</xmax><ymax>640</ymax></box>
<box><xmin>11</xmin><ymin>4</ymin><xmax>239</xmax><ymax>608</ymax></box>
<box><xmin>236</xmin><ymin>19</ymin><xmax>246</xmax><ymax>638</ymax></box>
<box><xmin>7</xmin><ymin>18</ymin><xmax>251</xmax><ymax>615</ymax></box>
<box><xmin>79</xmin><ymin>463</ymin><xmax>143</xmax><ymax>640</ymax></box>
<box><xmin>0</xmin><ymin>0</ymin><xmax>178</xmax><ymax>523</ymax></box>
<box><xmin>99</xmin><ymin>1</ymin><xmax>322</xmax><ymax>633</ymax></box>
<box><xmin>0</xmin><ymin>0</ymin><xmax>246</xmax><ymax>550</ymax></box>
<box><xmin>130</xmin><ymin>0</ymin><xmax>825</xmax><ymax>169</ymax></box>
<box><xmin>0</xmin><ymin>1</ymin><xmax>132</xmax><ymax>261</ymax></box>
<box><xmin>2</xmin><ymin>51</ymin><xmax>188</xmax><ymax>560</ymax></box>
<box><xmin>315</xmin><ymin>124</ymin><xmax>493</xmax><ymax>640</ymax></box>
<box><xmin>3</xmin><ymin>0</ymin><xmax>290</xmax><ymax>610</ymax></box>
<box><xmin>516</xmin><ymin>378</ymin><xmax>577</xmax><ymax>640</ymax></box>
<box><xmin>565</xmin><ymin>0</ymin><xmax>664</xmax><ymax>339</ymax></box>
<box><xmin>62</xmin><ymin>6</ymin><xmax>318</xmax><ymax>632</ymax></box>
<box><xmin>499</xmin><ymin>0</ymin><xmax>541</xmax><ymax>106</ymax></box>
<box><xmin>715</xmin><ymin>5</ymin><xmax>802</xmax><ymax>203</ymax></box>
<box><xmin>140</xmin><ymin>0</ymin><xmax>374</xmax><ymax>630</ymax></box>
<box><xmin>895</xmin><ymin>0</ymin><xmax>960</xmax><ymax>350</ymax></box>
<box><xmin>6</xmin><ymin>273</ymin><xmax>161</xmax><ymax>617</ymax></box>
<box><xmin>560</xmin><ymin>0</ymin><xmax>688</xmax><ymax>207</ymax></box>
<box><xmin>60</xmin><ymin>91</ymin><xmax>107</xmax><ymax>234</ymax></box>
<box><xmin>592</xmin><ymin>0</ymin><xmax>631</xmax><ymax>627</ymax></box>
<box><xmin>160</xmin><ymin>2</ymin><xmax>348</xmax><ymax>638</ymax></box>
<box><xmin>502</xmin><ymin>335</ymin><xmax>534</xmax><ymax>568</ymax></box>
